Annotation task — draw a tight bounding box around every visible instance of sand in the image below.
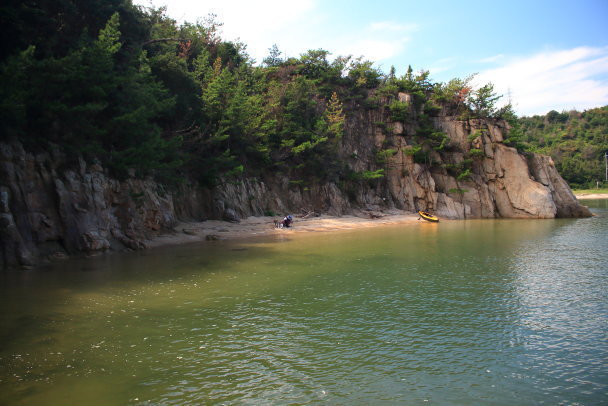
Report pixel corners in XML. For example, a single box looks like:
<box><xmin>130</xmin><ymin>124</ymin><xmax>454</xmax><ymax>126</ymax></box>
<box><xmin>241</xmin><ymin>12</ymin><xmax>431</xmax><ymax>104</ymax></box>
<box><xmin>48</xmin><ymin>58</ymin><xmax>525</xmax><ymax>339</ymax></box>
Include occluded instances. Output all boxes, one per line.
<box><xmin>146</xmin><ymin>210</ymin><xmax>420</xmax><ymax>248</ymax></box>
<box><xmin>146</xmin><ymin>192</ymin><xmax>606</xmax><ymax>248</ymax></box>
<box><xmin>575</xmin><ymin>193</ymin><xmax>608</xmax><ymax>200</ymax></box>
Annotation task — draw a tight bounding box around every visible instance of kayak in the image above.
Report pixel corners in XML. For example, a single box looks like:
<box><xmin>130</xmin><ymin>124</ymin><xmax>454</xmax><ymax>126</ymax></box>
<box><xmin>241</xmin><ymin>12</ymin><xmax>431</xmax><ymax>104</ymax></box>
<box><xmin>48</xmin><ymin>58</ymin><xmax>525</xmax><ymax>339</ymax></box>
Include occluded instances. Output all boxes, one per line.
<box><xmin>418</xmin><ymin>210</ymin><xmax>439</xmax><ymax>222</ymax></box>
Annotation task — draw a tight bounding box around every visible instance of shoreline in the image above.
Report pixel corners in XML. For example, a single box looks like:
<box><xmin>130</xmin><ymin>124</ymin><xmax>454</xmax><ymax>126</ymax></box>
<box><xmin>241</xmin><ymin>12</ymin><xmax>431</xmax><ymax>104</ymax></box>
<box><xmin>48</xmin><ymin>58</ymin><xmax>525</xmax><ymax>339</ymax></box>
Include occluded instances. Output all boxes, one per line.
<box><xmin>145</xmin><ymin>194</ymin><xmax>605</xmax><ymax>249</ymax></box>
<box><xmin>575</xmin><ymin>193</ymin><xmax>608</xmax><ymax>200</ymax></box>
<box><xmin>146</xmin><ymin>210</ymin><xmax>420</xmax><ymax>248</ymax></box>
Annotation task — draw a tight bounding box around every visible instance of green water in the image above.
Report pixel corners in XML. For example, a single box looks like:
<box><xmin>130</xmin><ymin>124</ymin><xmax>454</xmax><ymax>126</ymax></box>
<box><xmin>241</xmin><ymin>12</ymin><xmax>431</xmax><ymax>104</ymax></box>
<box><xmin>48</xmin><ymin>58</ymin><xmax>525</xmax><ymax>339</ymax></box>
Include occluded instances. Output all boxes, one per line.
<box><xmin>1</xmin><ymin>200</ymin><xmax>607</xmax><ymax>405</ymax></box>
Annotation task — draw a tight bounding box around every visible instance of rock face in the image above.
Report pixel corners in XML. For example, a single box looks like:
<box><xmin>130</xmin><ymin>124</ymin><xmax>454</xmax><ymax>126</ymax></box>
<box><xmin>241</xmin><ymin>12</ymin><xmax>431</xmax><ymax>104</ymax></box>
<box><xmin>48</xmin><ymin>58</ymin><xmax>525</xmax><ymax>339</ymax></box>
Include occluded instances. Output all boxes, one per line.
<box><xmin>0</xmin><ymin>143</ymin><xmax>176</xmax><ymax>268</ymax></box>
<box><xmin>0</xmin><ymin>97</ymin><xmax>591</xmax><ymax>268</ymax></box>
<box><xmin>326</xmin><ymin>100</ymin><xmax>591</xmax><ymax>221</ymax></box>
<box><xmin>368</xmin><ymin>117</ymin><xmax>569</xmax><ymax>219</ymax></box>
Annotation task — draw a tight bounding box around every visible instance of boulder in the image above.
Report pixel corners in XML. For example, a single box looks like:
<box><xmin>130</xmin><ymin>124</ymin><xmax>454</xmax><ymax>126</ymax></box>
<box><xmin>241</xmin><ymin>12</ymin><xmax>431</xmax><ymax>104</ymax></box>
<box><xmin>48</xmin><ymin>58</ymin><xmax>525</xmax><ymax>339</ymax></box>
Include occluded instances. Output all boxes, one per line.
<box><xmin>493</xmin><ymin>145</ymin><xmax>556</xmax><ymax>218</ymax></box>
<box><xmin>528</xmin><ymin>154</ymin><xmax>591</xmax><ymax>217</ymax></box>
<box><xmin>223</xmin><ymin>208</ymin><xmax>240</xmax><ymax>223</ymax></box>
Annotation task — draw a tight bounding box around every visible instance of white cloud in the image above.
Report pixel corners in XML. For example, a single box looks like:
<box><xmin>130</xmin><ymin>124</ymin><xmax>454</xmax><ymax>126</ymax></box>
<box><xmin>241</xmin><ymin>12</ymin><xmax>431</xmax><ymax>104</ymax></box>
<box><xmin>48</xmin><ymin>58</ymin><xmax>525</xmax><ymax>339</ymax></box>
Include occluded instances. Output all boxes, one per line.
<box><xmin>428</xmin><ymin>57</ymin><xmax>458</xmax><ymax>76</ymax></box>
<box><xmin>133</xmin><ymin>3</ymin><xmax>420</xmax><ymax>66</ymax></box>
<box><xmin>476</xmin><ymin>54</ymin><xmax>504</xmax><ymax>64</ymax></box>
<box><xmin>203</xmin><ymin>0</ymin><xmax>317</xmax><ymax>38</ymax></box>
<box><xmin>477</xmin><ymin>47</ymin><xmax>608</xmax><ymax>115</ymax></box>
<box><xmin>332</xmin><ymin>21</ymin><xmax>416</xmax><ymax>65</ymax></box>
<box><xmin>141</xmin><ymin>0</ymin><xmax>316</xmax><ymax>28</ymax></box>
<box><xmin>338</xmin><ymin>38</ymin><xmax>410</xmax><ymax>63</ymax></box>
<box><xmin>135</xmin><ymin>0</ymin><xmax>320</xmax><ymax>62</ymax></box>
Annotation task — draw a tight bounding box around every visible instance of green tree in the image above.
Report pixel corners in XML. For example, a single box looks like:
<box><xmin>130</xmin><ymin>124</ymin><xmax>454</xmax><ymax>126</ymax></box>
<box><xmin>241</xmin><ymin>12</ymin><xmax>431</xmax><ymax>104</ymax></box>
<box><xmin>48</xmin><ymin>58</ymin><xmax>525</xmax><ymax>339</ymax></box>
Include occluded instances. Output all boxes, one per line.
<box><xmin>518</xmin><ymin>106</ymin><xmax>608</xmax><ymax>188</ymax></box>
<box><xmin>263</xmin><ymin>44</ymin><xmax>283</xmax><ymax>67</ymax></box>
<box><xmin>347</xmin><ymin>57</ymin><xmax>382</xmax><ymax>88</ymax></box>
<box><xmin>467</xmin><ymin>83</ymin><xmax>502</xmax><ymax>118</ymax></box>
<box><xmin>433</xmin><ymin>74</ymin><xmax>476</xmax><ymax>106</ymax></box>
<box><xmin>324</xmin><ymin>92</ymin><xmax>345</xmax><ymax>138</ymax></box>
<box><xmin>297</xmin><ymin>49</ymin><xmax>331</xmax><ymax>80</ymax></box>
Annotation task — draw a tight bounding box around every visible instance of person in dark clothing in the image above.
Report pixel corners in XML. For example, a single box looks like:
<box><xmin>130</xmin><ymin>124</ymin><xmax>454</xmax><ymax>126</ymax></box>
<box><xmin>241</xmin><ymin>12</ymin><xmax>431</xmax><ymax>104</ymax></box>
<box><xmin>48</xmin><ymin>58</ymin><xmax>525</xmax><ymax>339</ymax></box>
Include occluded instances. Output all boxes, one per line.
<box><xmin>282</xmin><ymin>215</ymin><xmax>293</xmax><ymax>228</ymax></box>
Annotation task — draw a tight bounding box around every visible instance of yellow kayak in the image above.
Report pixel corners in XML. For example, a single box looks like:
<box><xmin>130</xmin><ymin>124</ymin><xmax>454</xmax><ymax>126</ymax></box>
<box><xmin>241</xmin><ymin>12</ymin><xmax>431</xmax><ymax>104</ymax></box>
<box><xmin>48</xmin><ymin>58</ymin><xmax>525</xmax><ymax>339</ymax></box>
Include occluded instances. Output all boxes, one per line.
<box><xmin>418</xmin><ymin>210</ymin><xmax>439</xmax><ymax>222</ymax></box>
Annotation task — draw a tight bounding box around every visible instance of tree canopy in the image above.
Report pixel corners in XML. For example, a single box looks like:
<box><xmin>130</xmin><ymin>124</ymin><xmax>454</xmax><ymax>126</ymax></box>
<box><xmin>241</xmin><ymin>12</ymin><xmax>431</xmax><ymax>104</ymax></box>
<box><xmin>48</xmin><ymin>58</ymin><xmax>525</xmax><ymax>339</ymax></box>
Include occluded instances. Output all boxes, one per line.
<box><xmin>4</xmin><ymin>0</ymin><xmax>595</xmax><ymax>190</ymax></box>
<box><xmin>517</xmin><ymin>107</ymin><xmax>608</xmax><ymax>188</ymax></box>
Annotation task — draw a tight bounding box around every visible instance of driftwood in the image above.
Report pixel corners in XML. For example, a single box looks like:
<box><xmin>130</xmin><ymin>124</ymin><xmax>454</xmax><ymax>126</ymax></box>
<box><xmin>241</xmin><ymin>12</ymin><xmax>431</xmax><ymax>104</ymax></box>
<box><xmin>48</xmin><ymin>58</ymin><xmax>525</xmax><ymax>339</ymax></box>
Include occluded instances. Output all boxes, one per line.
<box><xmin>300</xmin><ymin>208</ymin><xmax>317</xmax><ymax>219</ymax></box>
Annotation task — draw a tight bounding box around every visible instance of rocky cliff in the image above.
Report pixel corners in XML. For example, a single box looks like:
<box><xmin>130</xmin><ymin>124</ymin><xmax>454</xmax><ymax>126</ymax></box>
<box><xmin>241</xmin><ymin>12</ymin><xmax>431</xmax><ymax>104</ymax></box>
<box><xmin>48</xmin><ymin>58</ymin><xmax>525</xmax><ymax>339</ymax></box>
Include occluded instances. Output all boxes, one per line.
<box><xmin>0</xmin><ymin>94</ymin><xmax>591</xmax><ymax>269</ymax></box>
<box><xmin>328</xmin><ymin>92</ymin><xmax>591</xmax><ymax>220</ymax></box>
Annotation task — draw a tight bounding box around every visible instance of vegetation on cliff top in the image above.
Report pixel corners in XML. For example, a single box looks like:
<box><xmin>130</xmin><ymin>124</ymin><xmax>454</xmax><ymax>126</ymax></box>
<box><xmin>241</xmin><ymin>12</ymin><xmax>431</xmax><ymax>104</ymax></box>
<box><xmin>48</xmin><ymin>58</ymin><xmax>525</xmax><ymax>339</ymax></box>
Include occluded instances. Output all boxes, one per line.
<box><xmin>516</xmin><ymin>107</ymin><xmax>608</xmax><ymax>189</ymax></box>
<box><xmin>4</xmin><ymin>0</ymin><xmax>600</xmax><ymax>190</ymax></box>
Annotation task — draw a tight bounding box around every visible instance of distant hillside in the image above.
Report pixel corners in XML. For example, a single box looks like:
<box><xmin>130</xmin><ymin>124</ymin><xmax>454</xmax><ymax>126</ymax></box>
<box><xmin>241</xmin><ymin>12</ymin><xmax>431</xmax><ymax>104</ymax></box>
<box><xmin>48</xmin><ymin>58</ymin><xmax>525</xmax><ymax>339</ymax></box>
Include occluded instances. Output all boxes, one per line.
<box><xmin>518</xmin><ymin>107</ymin><xmax>608</xmax><ymax>188</ymax></box>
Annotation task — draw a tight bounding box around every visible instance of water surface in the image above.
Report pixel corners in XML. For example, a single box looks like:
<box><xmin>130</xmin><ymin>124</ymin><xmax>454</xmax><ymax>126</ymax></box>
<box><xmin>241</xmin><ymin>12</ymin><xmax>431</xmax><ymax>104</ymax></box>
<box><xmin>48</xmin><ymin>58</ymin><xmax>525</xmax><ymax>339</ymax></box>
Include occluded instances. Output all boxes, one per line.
<box><xmin>1</xmin><ymin>200</ymin><xmax>607</xmax><ymax>405</ymax></box>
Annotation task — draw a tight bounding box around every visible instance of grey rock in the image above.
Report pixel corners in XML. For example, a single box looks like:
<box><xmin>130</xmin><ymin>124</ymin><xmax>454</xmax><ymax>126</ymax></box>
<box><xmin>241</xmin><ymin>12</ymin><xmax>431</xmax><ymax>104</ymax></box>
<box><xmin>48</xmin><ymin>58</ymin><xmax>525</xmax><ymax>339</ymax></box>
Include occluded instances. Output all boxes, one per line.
<box><xmin>223</xmin><ymin>208</ymin><xmax>240</xmax><ymax>223</ymax></box>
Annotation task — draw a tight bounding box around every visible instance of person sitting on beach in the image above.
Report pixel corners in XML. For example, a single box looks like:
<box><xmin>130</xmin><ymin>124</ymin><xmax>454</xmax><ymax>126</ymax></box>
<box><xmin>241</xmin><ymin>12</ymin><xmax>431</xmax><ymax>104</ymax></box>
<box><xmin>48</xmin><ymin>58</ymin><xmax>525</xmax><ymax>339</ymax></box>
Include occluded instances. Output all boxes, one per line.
<box><xmin>273</xmin><ymin>215</ymin><xmax>293</xmax><ymax>229</ymax></box>
<box><xmin>282</xmin><ymin>215</ymin><xmax>293</xmax><ymax>228</ymax></box>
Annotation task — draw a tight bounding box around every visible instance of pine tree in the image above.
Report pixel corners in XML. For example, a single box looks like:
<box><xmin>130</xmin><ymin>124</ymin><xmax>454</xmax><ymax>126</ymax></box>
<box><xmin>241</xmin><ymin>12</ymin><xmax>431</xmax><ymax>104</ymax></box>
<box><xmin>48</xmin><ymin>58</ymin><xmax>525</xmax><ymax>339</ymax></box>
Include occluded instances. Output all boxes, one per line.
<box><xmin>325</xmin><ymin>92</ymin><xmax>345</xmax><ymax>138</ymax></box>
<box><xmin>263</xmin><ymin>44</ymin><xmax>283</xmax><ymax>67</ymax></box>
<box><xmin>467</xmin><ymin>83</ymin><xmax>502</xmax><ymax>118</ymax></box>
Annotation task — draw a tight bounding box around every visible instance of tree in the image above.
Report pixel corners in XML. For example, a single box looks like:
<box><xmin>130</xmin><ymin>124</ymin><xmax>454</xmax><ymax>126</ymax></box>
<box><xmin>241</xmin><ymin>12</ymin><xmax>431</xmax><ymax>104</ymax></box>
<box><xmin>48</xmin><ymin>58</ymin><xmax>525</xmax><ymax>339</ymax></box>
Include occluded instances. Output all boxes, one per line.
<box><xmin>433</xmin><ymin>74</ymin><xmax>476</xmax><ymax>106</ymax></box>
<box><xmin>201</xmin><ymin>65</ymin><xmax>233</xmax><ymax>127</ymax></box>
<box><xmin>500</xmin><ymin>104</ymin><xmax>527</xmax><ymax>152</ymax></box>
<box><xmin>518</xmin><ymin>106</ymin><xmax>608</xmax><ymax>188</ymax></box>
<box><xmin>0</xmin><ymin>46</ymin><xmax>35</xmax><ymax>139</ymax></box>
<box><xmin>388</xmin><ymin>65</ymin><xmax>396</xmax><ymax>81</ymax></box>
<box><xmin>324</xmin><ymin>92</ymin><xmax>345</xmax><ymax>138</ymax></box>
<box><xmin>347</xmin><ymin>57</ymin><xmax>382</xmax><ymax>88</ymax></box>
<box><xmin>97</xmin><ymin>12</ymin><xmax>122</xmax><ymax>54</ymax></box>
<box><xmin>394</xmin><ymin>66</ymin><xmax>434</xmax><ymax>107</ymax></box>
<box><xmin>263</xmin><ymin>44</ymin><xmax>283</xmax><ymax>67</ymax></box>
<box><xmin>467</xmin><ymin>83</ymin><xmax>502</xmax><ymax>118</ymax></box>
<box><xmin>297</xmin><ymin>49</ymin><xmax>331</xmax><ymax>79</ymax></box>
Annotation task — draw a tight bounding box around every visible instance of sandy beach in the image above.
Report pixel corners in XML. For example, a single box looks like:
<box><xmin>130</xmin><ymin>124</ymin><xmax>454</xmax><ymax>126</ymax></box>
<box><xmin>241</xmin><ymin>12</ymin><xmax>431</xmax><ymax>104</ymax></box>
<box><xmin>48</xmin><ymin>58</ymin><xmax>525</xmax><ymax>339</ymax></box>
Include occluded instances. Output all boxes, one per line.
<box><xmin>575</xmin><ymin>193</ymin><xmax>608</xmax><ymax>200</ymax></box>
<box><xmin>146</xmin><ymin>193</ymin><xmax>605</xmax><ymax>248</ymax></box>
<box><xmin>147</xmin><ymin>210</ymin><xmax>420</xmax><ymax>247</ymax></box>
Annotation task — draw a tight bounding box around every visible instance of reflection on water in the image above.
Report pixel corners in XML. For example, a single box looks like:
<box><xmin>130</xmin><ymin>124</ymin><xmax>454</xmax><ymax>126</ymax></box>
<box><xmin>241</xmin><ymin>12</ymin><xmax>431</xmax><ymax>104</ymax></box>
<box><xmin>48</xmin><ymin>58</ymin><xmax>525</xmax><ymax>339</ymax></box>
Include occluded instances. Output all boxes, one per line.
<box><xmin>1</xmin><ymin>200</ymin><xmax>607</xmax><ymax>405</ymax></box>
<box><xmin>510</xmin><ymin>201</ymin><xmax>608</xmax><ymax>403</ymax></box>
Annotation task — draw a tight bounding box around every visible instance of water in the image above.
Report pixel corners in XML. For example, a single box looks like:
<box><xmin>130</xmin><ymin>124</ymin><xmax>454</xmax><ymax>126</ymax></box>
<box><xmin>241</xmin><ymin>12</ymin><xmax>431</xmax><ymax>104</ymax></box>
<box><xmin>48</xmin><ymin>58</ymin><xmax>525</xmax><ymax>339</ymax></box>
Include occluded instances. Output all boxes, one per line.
<box><xmin>1</xmin><ymin>200</ymin><xmax>607</xmax><ymax>405</ymax></box>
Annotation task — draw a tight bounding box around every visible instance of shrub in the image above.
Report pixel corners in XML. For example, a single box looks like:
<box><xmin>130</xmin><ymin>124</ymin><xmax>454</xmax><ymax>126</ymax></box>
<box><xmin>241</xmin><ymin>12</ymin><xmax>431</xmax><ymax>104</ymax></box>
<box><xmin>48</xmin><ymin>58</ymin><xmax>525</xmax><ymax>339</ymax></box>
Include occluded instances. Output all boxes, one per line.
<box><xmin>388</xmin><ymin>100</ymin><xmax>410</xmax><ymax>122</ymax></box>
<box><xmin>376</xmin><ymin>148</ymin><xmax>398</xmax><ymax>164</ymax></box>
<box><xmin>457</xmin><ymin>168</ymin><xmax>472</xmax><ymax>181</ymax></box>
<box><xmin>361</xmin><ymin>169</ymin><xmax>385</xmax><ymax>179</ymax></box>
<box><xmin>424</xmin><ymin>102</ymin><xmax>442</xmax><ymax>116</ymax></box>
<box><xmin>404</xmin><ymin>145</ymin><xmax>421</xmax><ymax>156</ymax></box>
<box><xmin>469</xmin><ymin>148</ymin><xmax>485</xmax><ymax>158</ymax></box>
<box><xmin>468</xmin><ymin>131</ymin><xmax>482</xmax><ymax>143</ymax></box>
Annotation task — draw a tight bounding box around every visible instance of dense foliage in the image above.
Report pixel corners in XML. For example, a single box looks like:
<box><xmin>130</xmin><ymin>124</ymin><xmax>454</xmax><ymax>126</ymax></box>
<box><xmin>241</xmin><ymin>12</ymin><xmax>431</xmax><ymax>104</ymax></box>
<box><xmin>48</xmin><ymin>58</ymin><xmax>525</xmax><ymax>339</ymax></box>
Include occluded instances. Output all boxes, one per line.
<box><xmin>517</xmin><ymin>107</ymin><xmax>608</xmax><ymax>188</ymax></box>
<box><xmin>0</xmin><ymin>0</ymin><xmax>526</xmax><ymax>189</ymax></box>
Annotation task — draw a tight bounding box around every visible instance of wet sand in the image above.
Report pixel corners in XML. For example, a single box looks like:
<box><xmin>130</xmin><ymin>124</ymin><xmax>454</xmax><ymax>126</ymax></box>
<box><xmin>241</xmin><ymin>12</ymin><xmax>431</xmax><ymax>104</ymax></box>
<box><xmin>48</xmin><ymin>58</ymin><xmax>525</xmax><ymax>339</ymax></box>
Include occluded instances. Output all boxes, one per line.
<box><xmin>147</xmin><ymin>210</ymin><xmax>420</xmax><ymax>248</ymax></box>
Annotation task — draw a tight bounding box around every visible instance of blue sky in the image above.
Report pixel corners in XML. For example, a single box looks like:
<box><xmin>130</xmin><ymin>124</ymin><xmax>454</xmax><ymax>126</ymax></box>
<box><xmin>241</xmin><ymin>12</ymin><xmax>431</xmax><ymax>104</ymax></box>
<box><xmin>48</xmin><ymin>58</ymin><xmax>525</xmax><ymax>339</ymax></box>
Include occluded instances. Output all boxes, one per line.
<box><xmin>135</xmin><ymin>0</ymin><xmax>608</xmax><ymax>116</ymax></box>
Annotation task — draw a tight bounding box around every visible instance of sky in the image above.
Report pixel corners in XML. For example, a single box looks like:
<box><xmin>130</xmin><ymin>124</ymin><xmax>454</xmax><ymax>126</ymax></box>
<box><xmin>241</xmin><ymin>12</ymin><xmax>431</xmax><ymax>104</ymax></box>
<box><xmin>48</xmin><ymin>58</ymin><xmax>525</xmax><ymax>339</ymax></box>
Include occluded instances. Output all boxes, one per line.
<box><xmin>134</xmin><ymin>0</ymin><xmax>608</xmax><ymax>116</ymax></box>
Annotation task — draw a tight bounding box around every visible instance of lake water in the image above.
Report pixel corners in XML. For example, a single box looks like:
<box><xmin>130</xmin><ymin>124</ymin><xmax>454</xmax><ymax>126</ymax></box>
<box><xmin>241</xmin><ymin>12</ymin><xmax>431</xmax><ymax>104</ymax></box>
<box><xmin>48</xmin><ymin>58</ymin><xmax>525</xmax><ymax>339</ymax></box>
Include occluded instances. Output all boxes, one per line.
<box><xmin>1</xmin><ymin>200</ymin><xmax>607</xmax><ymax>405</ymax></box>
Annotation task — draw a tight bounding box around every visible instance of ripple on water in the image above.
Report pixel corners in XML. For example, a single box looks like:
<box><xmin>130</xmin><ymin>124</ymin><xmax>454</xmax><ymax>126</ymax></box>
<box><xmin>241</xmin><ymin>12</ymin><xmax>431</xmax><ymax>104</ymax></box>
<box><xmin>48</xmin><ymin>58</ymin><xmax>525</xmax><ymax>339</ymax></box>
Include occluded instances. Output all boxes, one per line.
<box><xmin>1</xmin><ymin>206</ymin><xmax>607</xmax><ymax>405</ymax></box>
